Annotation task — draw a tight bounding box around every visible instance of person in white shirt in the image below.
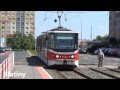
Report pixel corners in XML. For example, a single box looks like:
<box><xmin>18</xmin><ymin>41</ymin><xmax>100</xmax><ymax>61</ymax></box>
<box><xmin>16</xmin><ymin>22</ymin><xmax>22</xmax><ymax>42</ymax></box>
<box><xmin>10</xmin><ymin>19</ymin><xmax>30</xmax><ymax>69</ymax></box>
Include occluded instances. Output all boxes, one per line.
<box><xmin>98</xmin><ymin>49</ymin><xmax>104</xmax><ymax>67</ymax></box>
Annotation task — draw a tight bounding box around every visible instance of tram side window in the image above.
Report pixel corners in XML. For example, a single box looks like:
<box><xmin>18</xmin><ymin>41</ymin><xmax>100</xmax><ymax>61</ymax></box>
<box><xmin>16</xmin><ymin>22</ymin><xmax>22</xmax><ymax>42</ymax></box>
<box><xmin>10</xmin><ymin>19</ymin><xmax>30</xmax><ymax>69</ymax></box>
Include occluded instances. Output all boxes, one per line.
<box><xmin>40</xmin><ymin>37</ymin><xmax>42</xmax><ymax>50</ymax></box>
<box><xmin>49</xmin><ymin>34</ymin><xmax>54</xmax><ymax>49</ymax></box>
<box><xmin>42</xmin><ymin>35</ymin><xmax>46</xmax><ymax>49</ymax></box>
<box><xmin>74</xmin><ymin>33</ymin><xmax>78</xmax><ymax>49</ymax></box>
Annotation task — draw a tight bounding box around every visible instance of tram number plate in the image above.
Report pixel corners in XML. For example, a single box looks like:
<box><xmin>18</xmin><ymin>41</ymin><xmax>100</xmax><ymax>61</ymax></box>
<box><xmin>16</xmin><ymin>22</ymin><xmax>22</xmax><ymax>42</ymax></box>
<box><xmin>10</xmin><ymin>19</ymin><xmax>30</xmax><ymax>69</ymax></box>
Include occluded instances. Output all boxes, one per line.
<box><xmin>62</xmin><ymin>56</ymin><xmax>68</xmax><ymax>58</ymax></box>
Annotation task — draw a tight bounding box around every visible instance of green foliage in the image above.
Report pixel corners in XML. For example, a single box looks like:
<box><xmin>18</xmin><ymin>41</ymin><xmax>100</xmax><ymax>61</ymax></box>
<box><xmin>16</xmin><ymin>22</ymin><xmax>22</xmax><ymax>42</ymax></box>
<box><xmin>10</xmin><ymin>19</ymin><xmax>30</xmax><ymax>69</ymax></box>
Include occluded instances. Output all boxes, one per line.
<box><xmin>6</xmin><ymin>33</ymin><xmax>35</xmax><ymax>50</ymax></box>
<box><xmin>93</xmin><ymin>34</ymin><xmax>109</xmax><ymax>41</ymax></box>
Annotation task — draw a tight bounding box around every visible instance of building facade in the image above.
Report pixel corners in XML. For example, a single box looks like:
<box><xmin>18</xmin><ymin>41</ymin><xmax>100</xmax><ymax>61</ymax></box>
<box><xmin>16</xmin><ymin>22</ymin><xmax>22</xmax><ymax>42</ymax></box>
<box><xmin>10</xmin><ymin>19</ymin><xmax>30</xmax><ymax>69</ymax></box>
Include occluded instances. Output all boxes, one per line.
<box><xmin>0</xmin><ymin>11</ymin><xmax>35</xmax><ymax>38</ymax></box>
<box><xmin>109</xmin><ymin>11</ymin><xmax>120</xmax><ymax>39</ymax></box>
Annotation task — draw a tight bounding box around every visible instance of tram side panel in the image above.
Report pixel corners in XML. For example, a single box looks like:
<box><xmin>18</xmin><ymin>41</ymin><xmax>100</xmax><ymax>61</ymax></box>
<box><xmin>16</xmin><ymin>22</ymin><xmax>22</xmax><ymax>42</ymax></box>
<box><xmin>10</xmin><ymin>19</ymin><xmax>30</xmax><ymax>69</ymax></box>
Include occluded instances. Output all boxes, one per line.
<box><xmin>37</xmin><ymin>34</ymin><xmax>48</xmax><ymax>65</ymax></box>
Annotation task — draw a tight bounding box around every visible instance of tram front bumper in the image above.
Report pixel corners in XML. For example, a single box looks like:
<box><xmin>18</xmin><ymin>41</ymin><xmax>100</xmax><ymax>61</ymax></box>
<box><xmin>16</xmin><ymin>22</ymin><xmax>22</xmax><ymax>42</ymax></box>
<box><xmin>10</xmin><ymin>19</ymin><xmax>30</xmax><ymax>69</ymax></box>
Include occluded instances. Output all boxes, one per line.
<box><xmin>48</xmin><ymin>59</ymin><xmax>79</xmax><ymax>67</ymax></box>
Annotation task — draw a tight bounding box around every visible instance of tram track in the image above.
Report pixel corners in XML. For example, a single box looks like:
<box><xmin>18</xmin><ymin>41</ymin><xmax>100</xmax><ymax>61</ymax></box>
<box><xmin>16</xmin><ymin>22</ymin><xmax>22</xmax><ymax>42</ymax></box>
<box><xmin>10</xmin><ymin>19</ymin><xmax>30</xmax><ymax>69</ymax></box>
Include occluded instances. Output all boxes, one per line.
<box><xmin>44</xmin><ymin>65</ymin><xmax>120</xmax><ymax>79</ymax></box>
<box><xmin>90</xmin><ymin>68</ymin><xmax>120</xmax><ymax>79</ymax></box>
<box><xmin>45</xmin><ymin>66</ymin><xmax>115</xmax><ymax>79</ymax></box>
<box><xmin>107</xmin><ymin>68</ymin><xmax>120</xmax><ymax>73</ymax></box>
<box><xmin>48</xmin><ymin>66</ymin><xmax>119</xmax><ymax>79</ymax></box>
<box><xmin>54</xmin><ymin>69</ymin><xmax>68</xmax><ymax>79</ymax></box>
<box><xmin>71</xmin><ymin>68</ymin><xmax>92</xmax><ymax>79</ymax></box>
<box><xmin>53</xmin><ymin>68</ymin><xmax>92</xmax><ymax>79</ymax></box>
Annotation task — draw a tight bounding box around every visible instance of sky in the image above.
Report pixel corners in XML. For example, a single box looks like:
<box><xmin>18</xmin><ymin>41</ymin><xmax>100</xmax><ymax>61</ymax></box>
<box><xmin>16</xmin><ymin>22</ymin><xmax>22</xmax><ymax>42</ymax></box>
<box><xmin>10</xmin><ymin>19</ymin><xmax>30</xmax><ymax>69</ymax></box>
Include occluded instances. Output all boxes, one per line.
<box><xmin>35</xmin><ymin>11</ymin><xmax>109</xmax><ymax>40</ymax></box>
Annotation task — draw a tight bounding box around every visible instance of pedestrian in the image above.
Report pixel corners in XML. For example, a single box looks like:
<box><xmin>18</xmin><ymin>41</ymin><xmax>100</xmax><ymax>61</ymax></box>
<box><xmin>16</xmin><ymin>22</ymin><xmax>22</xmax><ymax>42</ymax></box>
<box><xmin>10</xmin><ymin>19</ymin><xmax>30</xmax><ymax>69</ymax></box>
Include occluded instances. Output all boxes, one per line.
<box><xmin>98</xmin><ymin>49</ymin><xmax>104</xmax><ymax>67</ymax></box>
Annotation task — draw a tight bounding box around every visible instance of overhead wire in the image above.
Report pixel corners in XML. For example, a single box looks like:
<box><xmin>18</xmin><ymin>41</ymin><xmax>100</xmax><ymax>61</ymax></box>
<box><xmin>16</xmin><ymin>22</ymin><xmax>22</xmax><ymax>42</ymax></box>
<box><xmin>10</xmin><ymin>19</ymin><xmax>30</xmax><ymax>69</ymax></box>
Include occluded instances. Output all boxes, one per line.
<box><xmin>39</xmin><ymin>12</ymin><xmax>54</xmax><ymax>27</ymax></box>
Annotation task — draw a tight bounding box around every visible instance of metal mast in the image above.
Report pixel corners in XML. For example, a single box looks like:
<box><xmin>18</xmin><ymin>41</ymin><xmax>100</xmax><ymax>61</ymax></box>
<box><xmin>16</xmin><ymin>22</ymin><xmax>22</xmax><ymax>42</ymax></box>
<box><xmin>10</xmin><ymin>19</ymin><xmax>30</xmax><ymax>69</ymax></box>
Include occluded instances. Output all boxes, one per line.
<box><xmin>57</xmin><ymin>11</ymin><xmax>63</xmax><ymax>27</ymax></box>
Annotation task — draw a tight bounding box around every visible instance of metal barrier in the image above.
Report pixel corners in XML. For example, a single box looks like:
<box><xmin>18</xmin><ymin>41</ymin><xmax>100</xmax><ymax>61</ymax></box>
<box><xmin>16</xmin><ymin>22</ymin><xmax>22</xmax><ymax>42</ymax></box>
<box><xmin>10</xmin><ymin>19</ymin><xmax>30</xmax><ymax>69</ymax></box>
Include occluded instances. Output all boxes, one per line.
<box><xmin>0</xmin><ymin>52</ymin><xmax>14</xmax><ymax>79</ymax></box>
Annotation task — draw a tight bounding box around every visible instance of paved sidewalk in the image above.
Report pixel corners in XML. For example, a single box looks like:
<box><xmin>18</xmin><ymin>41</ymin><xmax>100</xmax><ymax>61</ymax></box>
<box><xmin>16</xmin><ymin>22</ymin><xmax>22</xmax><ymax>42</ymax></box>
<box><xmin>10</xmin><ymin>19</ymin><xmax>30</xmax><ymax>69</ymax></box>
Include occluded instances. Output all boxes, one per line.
<box><xmin>9</xmin><ymin>51</ymin><xmax>52</xmax><ymax>79</ymax></box>
<box><xmin>10</xmin><ymin>65</ymin><xmax>43</xmax><ymax>79</ymax></box>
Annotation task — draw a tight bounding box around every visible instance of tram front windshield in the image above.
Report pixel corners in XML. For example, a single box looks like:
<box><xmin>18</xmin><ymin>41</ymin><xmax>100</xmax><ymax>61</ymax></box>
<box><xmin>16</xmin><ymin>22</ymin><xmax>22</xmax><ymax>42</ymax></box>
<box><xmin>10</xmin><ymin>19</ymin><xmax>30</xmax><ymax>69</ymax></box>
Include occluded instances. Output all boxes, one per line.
<box><xmin>55</xmin><ymin>33</ymin><xmax>78</xmax><ymax>52</ymax></box>
<box><xmin>49</xmin><ymin>33</ymin><xmax>78</xmax><ymax>52</ymax></box>
<box><xmin>56</xmin><ymin>33</ymin><xmax>74</xmax><ymax>49</ymax></box>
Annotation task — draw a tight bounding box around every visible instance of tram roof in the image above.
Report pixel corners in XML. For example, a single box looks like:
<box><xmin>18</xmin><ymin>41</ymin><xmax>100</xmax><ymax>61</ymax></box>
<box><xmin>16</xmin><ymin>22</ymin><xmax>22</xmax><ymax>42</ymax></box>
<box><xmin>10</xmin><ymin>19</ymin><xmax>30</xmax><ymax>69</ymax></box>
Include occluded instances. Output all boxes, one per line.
<box><xmin>47</xmin><ymin>27</ymin><xmax>78</xmax><ymax>33</ymax></box>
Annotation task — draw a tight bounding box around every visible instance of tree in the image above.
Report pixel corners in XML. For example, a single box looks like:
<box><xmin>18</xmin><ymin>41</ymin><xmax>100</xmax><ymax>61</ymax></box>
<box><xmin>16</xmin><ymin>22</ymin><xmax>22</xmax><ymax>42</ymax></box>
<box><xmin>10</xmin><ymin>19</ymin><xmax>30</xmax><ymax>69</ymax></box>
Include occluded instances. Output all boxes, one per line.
<box><xmin>6</xmin><ymin>33</ymin><xmax>35</xmax><ymax>50</ymax></box>
<box><xmin>93</xmin><ymin>34</ymin><xmax>109</xmax><ymax>41</ymax></box>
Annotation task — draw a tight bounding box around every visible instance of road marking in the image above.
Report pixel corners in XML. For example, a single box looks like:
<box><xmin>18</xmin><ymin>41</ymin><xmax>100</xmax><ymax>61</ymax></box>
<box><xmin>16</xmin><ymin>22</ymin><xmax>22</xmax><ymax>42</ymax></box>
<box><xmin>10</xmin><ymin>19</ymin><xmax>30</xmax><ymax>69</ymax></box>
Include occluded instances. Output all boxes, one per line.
<box><xmin>36</xmin><ymin>67</ymin><xmax>53</xmax><ymax>79</ymax></box>
<box><xmin>84</xmin><ymin>57</ymin><xmax>89</xmax><ymax>59</ymax></box>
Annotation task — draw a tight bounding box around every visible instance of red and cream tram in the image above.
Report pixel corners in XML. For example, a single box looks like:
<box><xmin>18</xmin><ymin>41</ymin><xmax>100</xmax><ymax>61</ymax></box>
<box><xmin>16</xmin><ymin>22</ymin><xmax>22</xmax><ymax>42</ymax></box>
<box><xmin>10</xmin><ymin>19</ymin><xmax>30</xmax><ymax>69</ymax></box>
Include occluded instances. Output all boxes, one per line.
<box><xmin>36</xmin><ymin>27</ymin><xmax>79</xmax><ymax>67</ymax></box>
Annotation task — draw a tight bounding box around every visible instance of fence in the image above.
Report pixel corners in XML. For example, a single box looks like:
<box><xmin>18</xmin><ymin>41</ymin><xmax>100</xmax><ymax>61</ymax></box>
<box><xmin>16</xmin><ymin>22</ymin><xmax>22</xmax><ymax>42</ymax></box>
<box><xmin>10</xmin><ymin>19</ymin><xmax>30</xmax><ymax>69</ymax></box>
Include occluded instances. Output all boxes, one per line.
<box><xmin>0</xmin><ymin>52</ymin><xmax>14</xmax><ymax>79</ymax></box>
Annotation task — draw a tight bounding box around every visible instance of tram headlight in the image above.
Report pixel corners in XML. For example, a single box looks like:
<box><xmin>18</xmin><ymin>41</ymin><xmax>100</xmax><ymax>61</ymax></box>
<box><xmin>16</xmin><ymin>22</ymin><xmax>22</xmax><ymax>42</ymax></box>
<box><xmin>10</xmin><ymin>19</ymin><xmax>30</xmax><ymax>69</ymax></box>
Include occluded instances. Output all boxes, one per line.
<box><xmin>56</xmin><ymin>55</ymin><xmax>59</xmax><ymax>58</ymax></box>
<box><xmin>71</xmin><ymin>55</ymin><xmax>74</xmax><ymax>58</ymax></box>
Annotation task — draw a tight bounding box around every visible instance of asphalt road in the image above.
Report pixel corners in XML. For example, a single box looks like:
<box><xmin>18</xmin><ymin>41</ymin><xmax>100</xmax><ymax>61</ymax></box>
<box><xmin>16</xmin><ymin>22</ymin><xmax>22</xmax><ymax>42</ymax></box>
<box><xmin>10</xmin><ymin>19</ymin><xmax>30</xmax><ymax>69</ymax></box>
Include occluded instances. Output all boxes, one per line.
<box><xmin>14</xmin><ymin>51</ymin><xmax>120</xmax><ymax>66</ymax></box>
<box><xmin>14</xmin><ymin>51</ymin><xmax>46</xmax><ymax>66</ymax></box>
<box><xmin>14</xmin><ymin>51</ymin><xmax>29</xmax><ymax>62</ymax></box>
<box><xmin>79</xmin><ymin>54</ymin><xmax>120</xmax><ymax>65</ymax></box>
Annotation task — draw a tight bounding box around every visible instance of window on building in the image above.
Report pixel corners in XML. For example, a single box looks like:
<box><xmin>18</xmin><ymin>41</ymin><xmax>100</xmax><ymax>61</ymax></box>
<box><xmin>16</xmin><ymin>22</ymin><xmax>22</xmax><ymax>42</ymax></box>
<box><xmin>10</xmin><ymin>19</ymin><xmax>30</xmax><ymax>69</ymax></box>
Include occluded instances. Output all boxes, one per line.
<box><xmin>17</xmin><ymin>27</ymin><xmax>20</xmax><ymax>30</ymax></box>
<box><xmin>12</xmin><ymin>27</ymin><xmax>15</xmax><ymax>29</ymax></box>
<box><xmin>12</xmin><ymin>31</ymin><xmax>15</xmax><ymax>33</ymax></box>
<box><xmin>17</xmin><ymin>18</ymin><xmax>20</xmax><ymax>21</ymax></box>
<box><xmin>2</xmin><ymin>27</ymin><xmax>5</xmax><ymax>29</ymax></box>
<box><xmin>31</xmin><ymin>14</ymin><xmax>34</xmax><ymax>16</ymax></box>
<box><xmin>26</xmin><ymin>31</ymin><xmax>29</xmax><ymax>34</ymax></box>
<box><xmin>30</xmin><ymin>18</ymin><xmax>33</xmax><ymax>21</ymax></box>
<box><xmin>2</xmin><ymin>22</ymin><xmax>5</xmax><ymax>24</ymax></box>
<box><xmin>30</xmin><ymin>23</ymin><xmax>34</xmax><ymax>25</ymax></box>
<box><xmin>8</xmin><ymin>18</ymin><xmax>11</xmax><ymax>20</ymax></box>
<box><xmin>26</xmin><ymin>18</ymin><xmax>29</xmax><ymax>20</ymax></box>
<box><xmin>26</xmin><ymin>23</ymin><xmax>29</xmax><ymax>25</ymax></box>
<box><xmin>26</xmin><ymin>27</ymin><xmax>29</xmax><ymax>29</ymax></box>
<box><xmin>7</xmin><ymin>27</ymin><xmax>10</xmax><ymax>29</ymax></box>
<box><xmin>21</xmin><ymin>27</ymin><xmax>24</xmax><ymax>29</ymax></box>
<box><xmin>12</xmin><ymin>18</ymin><xmax>15</xmax><ymax>20</ymax></box>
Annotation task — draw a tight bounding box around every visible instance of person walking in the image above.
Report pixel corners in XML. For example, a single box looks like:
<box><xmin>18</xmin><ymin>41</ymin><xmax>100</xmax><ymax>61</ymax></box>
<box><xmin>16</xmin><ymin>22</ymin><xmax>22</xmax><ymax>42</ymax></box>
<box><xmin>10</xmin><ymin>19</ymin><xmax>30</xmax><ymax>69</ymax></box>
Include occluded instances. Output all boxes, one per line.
<box><xmin>98</xmin><ymin>49</ymin><xmax>104</xmax><ymax>67</ymax></box>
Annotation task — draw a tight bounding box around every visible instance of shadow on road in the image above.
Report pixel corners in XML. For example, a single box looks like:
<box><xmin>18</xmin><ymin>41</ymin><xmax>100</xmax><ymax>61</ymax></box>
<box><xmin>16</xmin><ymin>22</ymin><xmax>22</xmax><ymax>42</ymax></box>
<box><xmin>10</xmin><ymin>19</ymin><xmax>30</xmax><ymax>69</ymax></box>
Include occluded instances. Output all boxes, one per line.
<box><xmin>26</xmin><ymin>56</ymin><xmax>76</xmax><ymax>70</ymax></box>
<box><xmin>26</xmin><ymin>56</ymin><xmax>47</xmax><ymax>67</ymax></box>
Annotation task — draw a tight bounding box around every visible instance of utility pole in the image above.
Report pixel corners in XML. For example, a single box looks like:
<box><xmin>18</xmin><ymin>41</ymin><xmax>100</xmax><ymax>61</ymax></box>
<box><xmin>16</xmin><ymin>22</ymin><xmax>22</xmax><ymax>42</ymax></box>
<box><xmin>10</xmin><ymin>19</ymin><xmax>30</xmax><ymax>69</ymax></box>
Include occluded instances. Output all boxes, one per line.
<box><xmin>81</xmin><ymin>19</ymin><xmax>82</xmax><ymax>40</ymax></box>
<box><xmin>90</xmin><ymin>25</ymin><xmax>92</xmax><ymax>41</ymax></box>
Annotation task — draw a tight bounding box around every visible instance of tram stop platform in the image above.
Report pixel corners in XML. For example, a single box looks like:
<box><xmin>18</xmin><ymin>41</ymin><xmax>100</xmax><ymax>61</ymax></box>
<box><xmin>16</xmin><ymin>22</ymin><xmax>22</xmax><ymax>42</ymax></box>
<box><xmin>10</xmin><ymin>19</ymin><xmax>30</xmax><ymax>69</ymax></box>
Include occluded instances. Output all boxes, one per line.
<box><xmin>9</xmin><ymin>51</ymin><xmax>52</xmax><ymax>79</ymax></box>
<box><xmin>10</xmin><ymin>65</ymin><xmax>52</xmax><ymax>79</ymax></box>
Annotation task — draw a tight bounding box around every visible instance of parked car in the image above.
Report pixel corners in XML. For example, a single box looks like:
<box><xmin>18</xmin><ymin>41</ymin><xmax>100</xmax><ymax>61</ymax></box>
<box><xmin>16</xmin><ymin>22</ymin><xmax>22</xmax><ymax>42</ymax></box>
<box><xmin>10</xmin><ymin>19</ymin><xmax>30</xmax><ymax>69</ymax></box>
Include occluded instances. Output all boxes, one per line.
<box><xmin>4</xmin><ymin>46</ymin><xmax>12</xmax><ymax>51</ymax></box>
<box><xmin>0</xmin><ymin>47</ymin><xmax>6</xmax><ymax>52</ymax></box>
<box><xmin>79</xmin><ymin>48</ymin><xmax>87</xmax><ymax>54</ymax></box>
<box><xmin>94</xmin><ymin>48</ymin><xmax>100</xmax><ymax>55</ymax></box>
